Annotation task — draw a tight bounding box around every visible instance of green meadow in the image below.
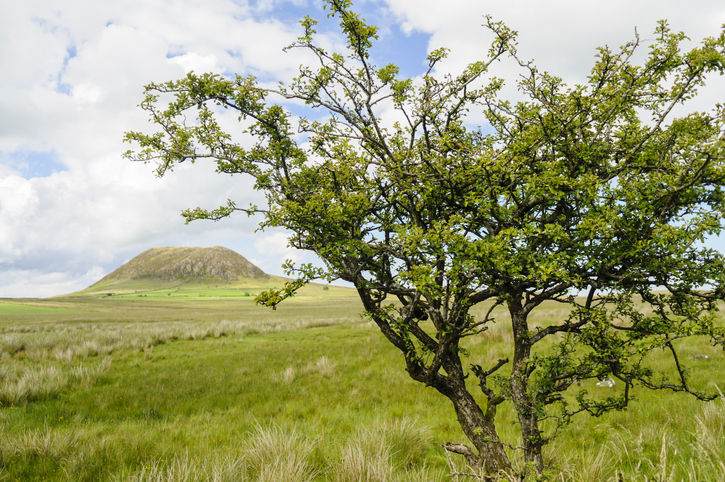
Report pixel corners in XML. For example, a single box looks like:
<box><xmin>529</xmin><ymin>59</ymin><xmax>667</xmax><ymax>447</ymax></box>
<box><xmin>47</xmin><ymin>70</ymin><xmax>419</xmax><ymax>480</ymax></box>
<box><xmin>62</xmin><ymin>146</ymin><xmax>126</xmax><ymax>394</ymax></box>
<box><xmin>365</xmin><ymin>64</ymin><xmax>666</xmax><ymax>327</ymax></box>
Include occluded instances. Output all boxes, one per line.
<box><xmin>1</xmin><ymin>288</ymin><xmax>724</xmax><ymax>481</ymax></box>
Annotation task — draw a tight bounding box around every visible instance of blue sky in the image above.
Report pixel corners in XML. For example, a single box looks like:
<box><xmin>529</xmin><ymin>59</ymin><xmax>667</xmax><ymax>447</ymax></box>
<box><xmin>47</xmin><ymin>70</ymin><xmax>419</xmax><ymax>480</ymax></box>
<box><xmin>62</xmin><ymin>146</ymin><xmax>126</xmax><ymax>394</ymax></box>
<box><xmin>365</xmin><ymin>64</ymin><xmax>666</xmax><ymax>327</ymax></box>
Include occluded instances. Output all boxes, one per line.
<box><xmin>1</xmin><ymin>0</ymin><xmax>724</xmax><ymax>297</ymax></box>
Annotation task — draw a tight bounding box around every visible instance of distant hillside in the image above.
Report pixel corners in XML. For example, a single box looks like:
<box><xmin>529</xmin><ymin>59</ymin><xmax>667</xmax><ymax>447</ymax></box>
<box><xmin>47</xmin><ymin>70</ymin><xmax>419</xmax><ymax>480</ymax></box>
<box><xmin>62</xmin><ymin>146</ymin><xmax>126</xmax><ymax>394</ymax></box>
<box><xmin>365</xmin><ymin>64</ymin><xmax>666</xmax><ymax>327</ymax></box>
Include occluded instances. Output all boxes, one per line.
<box><xmin>93</xmin><ymin>246</ymin><xmax>268</xmax><ymax>284</ymax></box>
<box><xmin>59</xmin><ymin>246</ymin><xmax>355</xmax><ymax>301</ymax></box>
<box><xmin>64</xmin><ymin>246</ymin><xmax>278</xmax><ymax>297</ymax></box>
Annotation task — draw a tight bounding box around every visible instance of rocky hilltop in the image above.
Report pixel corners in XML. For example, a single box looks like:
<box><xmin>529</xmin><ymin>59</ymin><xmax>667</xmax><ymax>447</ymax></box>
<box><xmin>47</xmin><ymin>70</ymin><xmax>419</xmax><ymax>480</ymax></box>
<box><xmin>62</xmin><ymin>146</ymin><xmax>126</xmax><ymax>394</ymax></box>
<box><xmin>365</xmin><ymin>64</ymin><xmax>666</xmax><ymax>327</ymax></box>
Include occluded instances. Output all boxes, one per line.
<box><xmin>93</xmin><ymin>246</ymin><xmax>268</xmax><ymax>284</ymax></box>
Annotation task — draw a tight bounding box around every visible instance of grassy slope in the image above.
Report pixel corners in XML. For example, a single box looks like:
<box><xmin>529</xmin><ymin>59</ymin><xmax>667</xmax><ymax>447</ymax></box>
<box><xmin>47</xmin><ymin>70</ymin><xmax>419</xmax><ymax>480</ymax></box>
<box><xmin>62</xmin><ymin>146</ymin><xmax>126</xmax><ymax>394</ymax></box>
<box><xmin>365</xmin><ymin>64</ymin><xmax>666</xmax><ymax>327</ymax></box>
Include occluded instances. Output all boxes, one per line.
<box><xmin>0</xmin><ymin>295</ymin><xmax>723</xmax><ymax>481</ymax></box>
<box><xmin>60</xmin><ymin>272</ymin><xmax>351</xmax><ymax>303</ymax></box>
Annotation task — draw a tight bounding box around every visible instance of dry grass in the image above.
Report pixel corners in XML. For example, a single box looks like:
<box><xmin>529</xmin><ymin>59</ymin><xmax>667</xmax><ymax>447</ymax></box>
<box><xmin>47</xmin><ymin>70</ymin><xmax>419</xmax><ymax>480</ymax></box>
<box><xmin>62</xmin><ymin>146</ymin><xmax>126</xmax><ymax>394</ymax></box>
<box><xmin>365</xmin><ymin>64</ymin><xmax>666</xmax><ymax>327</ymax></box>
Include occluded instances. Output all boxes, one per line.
<box><xmin>105</xmin><ymin>419</ymin><xmax>442</xmax><ymax>481</ymax></box>
<box><xmin>244</xmin><ymin>423</ymin><xmax>317</xmax><ymax>482</ymax></box>
<box><xmin>551</xmin><ymin>439</ymin><xmax>621</xmax><ymax>482</ymax></box>
<box><xmin>336</xmin><ymin>442</ymin><xmax>393</xmax><ymax>482</ymax></box>
<box><xmin>0</xmin><ymin>317</ymin><xmax>357</xmax><ymax>365</ymax></box>
<box><xmin>0</xmin><ymin>358</ymin><xmax>110</xmax><ymax>407</ymax></box>
<box><xmin>333</xmin><ymin>419</ymin><xmax>432</xmax><ymax>482</ymax></box>
<box><xmin>119</xmin><ymin>454</ymin><xmax>248</xmax><ymax>482</ymax></box>
<box><xmin>396</xmin><ymin>465</ymin><xmax>444</xmax><ymax>482</ymax></box>
<box><xmin>311</xmin><ymin>356</ymin><xmax>337</xmax><ymax>378</ymax></box>
<box><xmin>687</xmin><ymin>388</ymin><xmax>725</xmax><ymax>481</ymax></box>
<box><xmin>280</xmin><ymin>365</ymin><xmax>297</xmax><ymax>385</ymax></box>
<box><xmin>550</xmin><ymin>392</ymin><xmax>725</xmax><ymax>481</ymax></box>
<box><xmin>0</xmin><ymin>424</ymin><xmax>80</xmax><ymax>464</ymax></box>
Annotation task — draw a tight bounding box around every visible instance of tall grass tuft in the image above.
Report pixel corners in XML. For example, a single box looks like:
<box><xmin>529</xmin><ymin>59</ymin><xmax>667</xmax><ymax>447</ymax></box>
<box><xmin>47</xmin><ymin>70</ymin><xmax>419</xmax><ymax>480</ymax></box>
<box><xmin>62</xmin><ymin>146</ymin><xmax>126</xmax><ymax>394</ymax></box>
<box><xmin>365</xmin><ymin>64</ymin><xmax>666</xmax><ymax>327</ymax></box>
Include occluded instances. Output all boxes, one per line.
<box><xmin>19</xmin><ymin>424</ymin><xmax>80</xmax><ymax>460</ymax></box>
<box><xmin>244</xmin><ymin>423</ymin><xmax>317</xmax><ymax>482</ymax></box>
<box><xmin>336</xmin><ymin>442</ymin><xmax>392</xmax><ymax>482</ymax></box>
<box><xmin>69</xmin><ymin>357</ymin><xmax>112</xmax><ymax>387</ymax></box>
<box><xmin>280</xmin><ymin>366</ymin><xmax>297</xmax><ymax>385</ymax></box>
<box><xmin>314</xmin><ymin>356</ymin><xmax>336</xmax><ymax>378</ymax></box>
<box><xmin>0</xmin><ymin>358</ymin><xmax>111</xmax><ymax>407</ymax></box>
<box><xmin>687</xmin><ymin>387</ymin><xmax>725</xmax><ymax>481</ymax></box>
<box><xmin>0</xmin><ymin>365</ymin><xmax>64</xmax><ymax>406</ymax></box>
<box><xmin>0</xmin><ymin>424</ymin><xmax>80</xmax><ymax>463</ymax></box>
<box><xmin>396</xmin><ymin>464</ymin><xmax>445</xmax><ymax>482</ymax></box>
<box><xmin>121</xmin><ymin>453</ymin><xmax>247</xmax><ymax>482</ymax></box>
<box><xmin>333</xmin><ymin>418</ymin><xmax>432</xmax><ymax>482</ymax></box>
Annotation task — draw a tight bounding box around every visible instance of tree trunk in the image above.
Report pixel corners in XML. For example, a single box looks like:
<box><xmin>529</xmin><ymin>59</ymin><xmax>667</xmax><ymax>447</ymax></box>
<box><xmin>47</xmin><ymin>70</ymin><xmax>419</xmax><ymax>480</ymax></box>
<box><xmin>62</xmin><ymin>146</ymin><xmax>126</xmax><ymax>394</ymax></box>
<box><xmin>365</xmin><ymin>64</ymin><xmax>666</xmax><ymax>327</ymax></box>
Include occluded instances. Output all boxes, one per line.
<box><xmin>446</xmin><ymin>381</ymin><xmax>514</xmax><ymax>475</ymax></box>
<box><xmin>509</xmin><ymin>304</ymin><xmax>545</xmax><ymax>475</ymax></box>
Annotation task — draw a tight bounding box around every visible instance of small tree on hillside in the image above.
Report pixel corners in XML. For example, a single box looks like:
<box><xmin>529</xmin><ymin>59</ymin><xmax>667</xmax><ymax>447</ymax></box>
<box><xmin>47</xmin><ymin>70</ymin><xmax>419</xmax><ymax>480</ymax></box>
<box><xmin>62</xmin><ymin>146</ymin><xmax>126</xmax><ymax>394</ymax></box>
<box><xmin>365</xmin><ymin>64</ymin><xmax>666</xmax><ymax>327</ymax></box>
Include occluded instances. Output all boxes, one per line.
<box><xmin>125</xmin><ymin>1</ymin><xmax>725</xmax><ymax>477</ymax></box>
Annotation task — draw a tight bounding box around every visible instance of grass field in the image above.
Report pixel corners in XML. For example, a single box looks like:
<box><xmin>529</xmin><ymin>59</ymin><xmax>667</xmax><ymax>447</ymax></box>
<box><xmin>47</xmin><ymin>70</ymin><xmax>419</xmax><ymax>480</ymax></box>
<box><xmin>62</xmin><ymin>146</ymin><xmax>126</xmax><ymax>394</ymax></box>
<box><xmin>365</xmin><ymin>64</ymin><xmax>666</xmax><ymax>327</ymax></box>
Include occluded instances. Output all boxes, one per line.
<box><xmin>0</xmin><ymin>301</ymin><xmax>82</xmax><ymax>315</ymax></box>
<box><xmin>0</xmin><ymin>291</ymin><xmax>724</xmax><ymax>481</ymax></box>
<box><xmin>66</xmin><ymin>270</ymin><xmax>347</xmax><ymax>300</ymax></box>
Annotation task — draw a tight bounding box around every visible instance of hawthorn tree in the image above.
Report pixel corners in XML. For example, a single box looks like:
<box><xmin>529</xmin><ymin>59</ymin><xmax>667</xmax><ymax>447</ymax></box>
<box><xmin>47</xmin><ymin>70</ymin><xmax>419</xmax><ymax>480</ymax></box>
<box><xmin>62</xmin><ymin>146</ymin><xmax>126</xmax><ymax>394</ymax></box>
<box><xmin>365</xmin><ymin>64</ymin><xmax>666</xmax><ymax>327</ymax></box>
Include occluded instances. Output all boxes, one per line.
<box><xmin>125</xmin><ymin>1</ymin><xmax>725</xmax><ymax>477</ymax></box>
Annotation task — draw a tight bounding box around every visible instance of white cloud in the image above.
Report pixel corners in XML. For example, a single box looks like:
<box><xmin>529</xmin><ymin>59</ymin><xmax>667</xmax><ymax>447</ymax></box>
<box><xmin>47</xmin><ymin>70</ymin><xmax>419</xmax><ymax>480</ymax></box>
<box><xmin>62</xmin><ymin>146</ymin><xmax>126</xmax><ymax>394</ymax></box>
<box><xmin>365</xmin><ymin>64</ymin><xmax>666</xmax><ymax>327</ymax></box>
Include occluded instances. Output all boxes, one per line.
<box><xmin>72</xmin><ymin>83</ymin><xmax>103</xmax><ymax>104</ymax></box>
<box><xmin>253</xmin><ymin>231</ymin><xmax>311</xmax><ymax>273</ymax></box>
<box><xmin>383</xmin><ymin>0</ymin><xmax>725</xmax><ymax>80</ymax></box>
<box><xmin>254</xmin><ymin>232</ymin><xmax>293</xmax><ymax>256</ymax></box>
<box><xmin>167</xmin><ymin>52</ymin><xmax>221</xmax><ymax>74</ymax></box>
<box><xmin>0</xmin><ymin>268</ymin><xmax>99</xmax><ymax>299</ymax></box>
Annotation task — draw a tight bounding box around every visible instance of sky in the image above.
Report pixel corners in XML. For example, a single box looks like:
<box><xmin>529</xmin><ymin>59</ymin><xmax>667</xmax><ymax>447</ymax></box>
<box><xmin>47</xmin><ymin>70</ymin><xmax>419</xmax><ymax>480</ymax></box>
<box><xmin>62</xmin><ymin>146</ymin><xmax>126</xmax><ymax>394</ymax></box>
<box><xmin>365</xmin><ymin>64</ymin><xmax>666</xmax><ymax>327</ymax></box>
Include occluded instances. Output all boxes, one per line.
<box><xmin>1</xmin><ymin>0</ymin><xmax>724</xmax><ymax>298</ymax></box>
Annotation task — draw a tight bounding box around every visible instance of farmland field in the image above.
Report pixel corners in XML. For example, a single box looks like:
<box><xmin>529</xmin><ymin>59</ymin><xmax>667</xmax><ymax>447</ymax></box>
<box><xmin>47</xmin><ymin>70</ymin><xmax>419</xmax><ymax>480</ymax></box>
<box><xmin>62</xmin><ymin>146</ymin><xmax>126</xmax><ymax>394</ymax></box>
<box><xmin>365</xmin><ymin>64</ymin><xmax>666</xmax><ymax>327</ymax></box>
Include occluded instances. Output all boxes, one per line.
<box><xmin>0</xmin><ymin>289</ymin><xmax>724</xmax><ymax>481</ymax></box>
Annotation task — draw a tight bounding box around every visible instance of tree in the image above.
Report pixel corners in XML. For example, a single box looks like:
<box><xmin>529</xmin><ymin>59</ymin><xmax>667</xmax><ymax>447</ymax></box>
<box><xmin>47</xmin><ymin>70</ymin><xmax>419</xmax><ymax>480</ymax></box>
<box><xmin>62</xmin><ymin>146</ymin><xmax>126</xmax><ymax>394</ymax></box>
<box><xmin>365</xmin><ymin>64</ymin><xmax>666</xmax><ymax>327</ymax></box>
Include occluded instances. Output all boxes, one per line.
<box><xmin>125</xmin><ymin>1</ymin><xmax>725</xmax><ymax>477</ymax></box>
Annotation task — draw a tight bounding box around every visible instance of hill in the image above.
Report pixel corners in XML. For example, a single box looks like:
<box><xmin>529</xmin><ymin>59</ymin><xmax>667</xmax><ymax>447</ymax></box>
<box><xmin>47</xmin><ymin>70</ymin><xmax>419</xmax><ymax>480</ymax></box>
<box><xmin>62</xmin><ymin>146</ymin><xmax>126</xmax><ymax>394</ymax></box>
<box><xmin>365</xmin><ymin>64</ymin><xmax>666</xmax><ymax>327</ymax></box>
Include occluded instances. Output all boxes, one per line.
<box><xmin>95</xmin><ymin>246</ymin><xmax>268</xmax><ymax>283</ymax></box>
<box><xmin>66</xmin><ymin>246</ymin><xmax>285</xmax><ymax>297</ymax></box>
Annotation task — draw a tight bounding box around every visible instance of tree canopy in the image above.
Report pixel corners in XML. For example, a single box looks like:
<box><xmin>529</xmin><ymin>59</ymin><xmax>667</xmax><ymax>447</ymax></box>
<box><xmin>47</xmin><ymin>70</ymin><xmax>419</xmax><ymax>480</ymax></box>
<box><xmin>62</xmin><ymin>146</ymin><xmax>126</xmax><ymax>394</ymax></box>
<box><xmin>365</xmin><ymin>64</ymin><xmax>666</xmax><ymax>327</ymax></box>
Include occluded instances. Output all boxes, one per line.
<box><xmin>125</xmin><ymin>1</ymin><xmax>725</xmax><ymax>477</ymax></box>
